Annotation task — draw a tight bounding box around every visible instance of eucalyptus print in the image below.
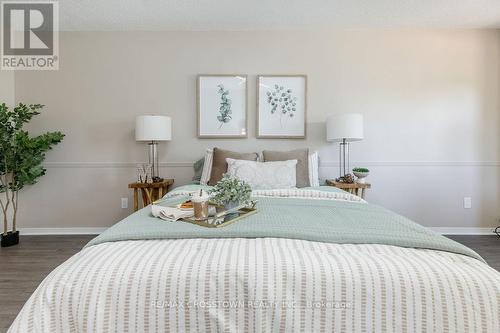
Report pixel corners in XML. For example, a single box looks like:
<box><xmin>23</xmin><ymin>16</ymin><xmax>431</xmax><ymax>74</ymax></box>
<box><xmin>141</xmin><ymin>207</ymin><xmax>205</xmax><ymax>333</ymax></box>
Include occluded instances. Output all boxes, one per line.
<box><xmin>217</xmin><ymin>84</ymin><xmax>232</xmax><ymax>128</ymax></box>
<box><xmin>266</xmin><ymin>84</ymin><xmax>298</xmax><ymax>127</ymax></box>
<box><xmin>198</xmin><ymin>75</ymin><xmax>247</xmax><ymax>138</ymax></box>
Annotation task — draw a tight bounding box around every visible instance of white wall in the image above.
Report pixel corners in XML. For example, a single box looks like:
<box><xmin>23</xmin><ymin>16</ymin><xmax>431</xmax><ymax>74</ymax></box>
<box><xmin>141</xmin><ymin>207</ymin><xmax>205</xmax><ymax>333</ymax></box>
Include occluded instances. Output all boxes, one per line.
<box><xmin>12</xmin><ymin>29</ymin><xmax>500</xmax><ymax>231</ymax></box>
<box><xmin>0</xmin><ymin>70</ymin><xmax>15</xmax><ymax>107</ymax></box>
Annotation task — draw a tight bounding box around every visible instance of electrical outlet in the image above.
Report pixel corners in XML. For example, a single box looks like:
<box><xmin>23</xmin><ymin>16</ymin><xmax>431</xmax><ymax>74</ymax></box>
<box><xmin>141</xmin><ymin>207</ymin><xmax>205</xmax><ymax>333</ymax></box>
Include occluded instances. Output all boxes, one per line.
<box><xmin>463</xmin><ymin>197</ymin><xmax>472</xmax><ymax>209</ymax></box>
<box><xmin>121</xmin><ymin>198</ymin><xmax>128</xmax><ymax>209</ymax></box>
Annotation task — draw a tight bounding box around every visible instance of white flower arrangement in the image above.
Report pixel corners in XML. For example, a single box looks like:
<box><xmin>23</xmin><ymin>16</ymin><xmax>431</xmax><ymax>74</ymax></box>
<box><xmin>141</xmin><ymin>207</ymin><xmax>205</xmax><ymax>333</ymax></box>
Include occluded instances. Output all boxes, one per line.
<box><xmin>208</xmin><ymin>174</ymin><xmax>252</xmax><ymax>207</ymax></box>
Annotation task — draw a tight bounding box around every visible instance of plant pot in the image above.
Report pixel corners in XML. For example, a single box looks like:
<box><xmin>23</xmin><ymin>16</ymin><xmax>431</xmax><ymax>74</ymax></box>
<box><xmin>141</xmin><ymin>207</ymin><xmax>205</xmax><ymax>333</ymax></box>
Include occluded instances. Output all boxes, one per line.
<box><xmin>353</xmin><ymin>171</ymin><xmax>369</xmax><ymax>184</ymax></box>
<box><xmin>223</xmin><ymin>201</ymin><xmax>240</xmax><ymax>220</ymax></box>
<box><xmin>1</xmin><ymin>231</ymin><xmax>19</xmax><ymax>247</ymax></box>
<box><xmin>224</xmin><ymin>201</ymin><xmax>239</xmax><ymax>211</ymax></box>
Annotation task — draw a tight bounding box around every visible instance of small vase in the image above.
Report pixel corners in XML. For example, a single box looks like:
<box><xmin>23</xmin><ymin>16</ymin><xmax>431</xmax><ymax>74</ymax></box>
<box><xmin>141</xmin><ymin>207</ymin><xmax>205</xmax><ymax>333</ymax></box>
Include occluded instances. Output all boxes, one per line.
<box><xmin>222</xmin><ymin>201</ymin><xmax>240</xmax><ymax>221</ymax></box>
<box><xmin>1</xmin><ymin>230</ymin><xmax>19</xmax><ymax>247</ymax></box>
<box><xmin>353</xmin><ymin>171</ymin><xmax>369</xmax><ymax>184</ymax></box>
<box><xmin>224</xmin><ymin>201</ymin><xmax>239</xmax><ymax>211</ymax></box>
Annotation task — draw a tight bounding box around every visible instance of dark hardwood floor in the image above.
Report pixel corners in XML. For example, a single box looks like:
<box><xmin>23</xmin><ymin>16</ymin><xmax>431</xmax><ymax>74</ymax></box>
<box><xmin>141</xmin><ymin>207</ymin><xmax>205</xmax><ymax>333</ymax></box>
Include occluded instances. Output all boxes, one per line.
<box><xmin>0</xmin><ymin>235</ymin><xmax>94</xmax><ymax>333</ymax></box>
<box><xmin>448</xmin><ymin>235</ymin><xmax>500</xmax><ymax>270</ymax></box>
<box><xmin>0</xmin><ymin>235</ymin><xmax>499</xmax><ymax>331</ymax></box>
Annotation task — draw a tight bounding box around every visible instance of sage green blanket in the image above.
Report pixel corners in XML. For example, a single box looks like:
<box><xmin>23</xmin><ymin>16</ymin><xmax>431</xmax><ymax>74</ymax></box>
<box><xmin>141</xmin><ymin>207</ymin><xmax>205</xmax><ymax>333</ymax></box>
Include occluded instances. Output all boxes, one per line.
<box><xmin>87</xmin><ymin>185</ymin><xmax>482</xmax><ymax>261</ymax></box>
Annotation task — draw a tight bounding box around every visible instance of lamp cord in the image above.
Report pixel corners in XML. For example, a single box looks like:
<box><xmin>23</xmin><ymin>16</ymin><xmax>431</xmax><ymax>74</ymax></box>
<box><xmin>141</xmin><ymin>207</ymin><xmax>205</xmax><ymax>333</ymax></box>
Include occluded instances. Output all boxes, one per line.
<box><xmin>495</xmin><ymin>225</ymin><xmax>500</xmax><ymax>238</ymax></box>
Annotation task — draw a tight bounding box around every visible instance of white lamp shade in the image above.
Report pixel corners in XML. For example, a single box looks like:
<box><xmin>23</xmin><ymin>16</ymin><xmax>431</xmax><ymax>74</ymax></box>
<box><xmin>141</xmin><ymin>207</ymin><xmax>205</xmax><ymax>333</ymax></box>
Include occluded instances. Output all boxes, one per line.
<box><xmin>135</xmin><ymin>115</ymin><xmax>172</xmax><ymax>141</ymax></box>
<box><xmin>326</xmin><ymin>113</ymin><xmax>364</xmax><ymax>142</ymax></box>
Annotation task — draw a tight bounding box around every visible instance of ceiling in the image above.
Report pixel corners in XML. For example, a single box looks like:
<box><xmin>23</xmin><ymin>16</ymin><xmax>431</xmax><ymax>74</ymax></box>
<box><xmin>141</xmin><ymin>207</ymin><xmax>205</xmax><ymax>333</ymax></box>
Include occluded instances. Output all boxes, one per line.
<box><xmin>60</xmin><ymin>0</ymin><xmax>500</xmax><ymax>31</ymax></box>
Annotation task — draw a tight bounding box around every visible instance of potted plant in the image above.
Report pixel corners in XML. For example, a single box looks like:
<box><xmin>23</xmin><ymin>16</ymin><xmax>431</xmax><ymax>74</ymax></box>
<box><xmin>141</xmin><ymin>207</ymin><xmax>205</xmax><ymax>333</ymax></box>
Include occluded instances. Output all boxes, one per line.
<box><xmin>0</xmin><ymin>103</ymin><xmax>64</xmax><ymax>247</ymax></box>
<box><xmin>208</xmin><ymin>174</ymin><xmax>252</xmax><ymax>211</ymax></box>
<box><xmin>352</xmin><ymin>167</ymin><xmax>370</xmax><ymax>184</ymax></box>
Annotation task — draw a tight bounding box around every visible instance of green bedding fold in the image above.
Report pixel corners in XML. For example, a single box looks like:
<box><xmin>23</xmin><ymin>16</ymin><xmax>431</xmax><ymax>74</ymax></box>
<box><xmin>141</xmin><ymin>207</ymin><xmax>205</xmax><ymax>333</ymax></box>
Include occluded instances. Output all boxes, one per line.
<box><xmin>87</xmin><ymin>185</ymin><xmax>483</xmax><ymax>261</ymax></box>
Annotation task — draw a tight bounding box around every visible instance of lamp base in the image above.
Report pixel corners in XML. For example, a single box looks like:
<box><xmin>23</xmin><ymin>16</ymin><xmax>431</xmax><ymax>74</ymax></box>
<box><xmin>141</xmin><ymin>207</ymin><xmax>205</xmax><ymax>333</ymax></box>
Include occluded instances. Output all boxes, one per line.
<box><xmin>339</xmin><ymin>139</ymin><xmax>350</xmax><ymax>178</ymax></box>
<box><xmin>148</xmin><ymin>141</ymin><xmax>162</xmax><ymax>182</ymax></box>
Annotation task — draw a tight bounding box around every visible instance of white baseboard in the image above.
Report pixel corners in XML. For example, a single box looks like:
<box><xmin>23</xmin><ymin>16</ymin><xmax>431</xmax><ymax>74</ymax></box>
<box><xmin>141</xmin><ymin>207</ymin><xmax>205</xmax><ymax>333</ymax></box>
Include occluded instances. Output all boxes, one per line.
<box><xmin>18</xmin><ymin>227</ymin><xmax>495</xmax><ymax>236</ymax></box>
<box><xmin>429</xmin><ymin>227</ymin><xmax>495</xmax><ymax>235</ymax></box>
<box><xmin>19</xmin><ymin>228</ymin><xmax>107</xmax><ymax>235</ymax></box>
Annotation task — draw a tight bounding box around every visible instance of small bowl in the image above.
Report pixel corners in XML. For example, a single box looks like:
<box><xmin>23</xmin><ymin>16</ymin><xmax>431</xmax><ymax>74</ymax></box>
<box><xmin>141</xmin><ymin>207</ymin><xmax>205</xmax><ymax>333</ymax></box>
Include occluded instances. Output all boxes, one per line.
<box><xmin>353</xmin><ymin>171</ymin><xmax>369</xmax><ymax>178</ymax></box>
<box><xmin>353</xmin><ymin>171</ymin><xmax>369</xmax><ymax>183</ymax></box>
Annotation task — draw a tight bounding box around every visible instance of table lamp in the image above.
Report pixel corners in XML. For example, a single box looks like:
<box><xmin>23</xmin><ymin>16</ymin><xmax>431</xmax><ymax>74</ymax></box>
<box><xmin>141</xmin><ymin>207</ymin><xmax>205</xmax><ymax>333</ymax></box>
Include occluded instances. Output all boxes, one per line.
<box><xmin>135</xmin><ymin>115</ymin><xmax>172</xmax><ymax>182</ymax></box>
<box><xmin>326</xmin><ymin>113</ymin><xmax>364</xmax><ymax>178</ymax></box>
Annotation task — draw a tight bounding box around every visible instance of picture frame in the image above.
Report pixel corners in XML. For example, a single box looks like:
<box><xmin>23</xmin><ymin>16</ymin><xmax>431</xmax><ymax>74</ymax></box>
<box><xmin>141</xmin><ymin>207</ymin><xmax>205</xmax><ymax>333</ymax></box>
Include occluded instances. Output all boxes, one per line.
<box><xmin>257</xmin><ymin>75</ymin><xmax>307</xmax><ymax>139</ymax></box>
<box><xmin>197</xmin><ymin>74</ymin><xmax>248</xmax><ymax>138</ymax></box>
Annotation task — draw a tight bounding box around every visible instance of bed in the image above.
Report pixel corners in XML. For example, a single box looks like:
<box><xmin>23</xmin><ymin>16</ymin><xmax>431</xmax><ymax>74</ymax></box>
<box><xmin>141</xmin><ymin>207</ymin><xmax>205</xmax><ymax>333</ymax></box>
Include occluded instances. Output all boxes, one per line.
<box><xmin>8</xmin><ymin>185</ymin><xmax>500</xmax><ymax>332</ymax></box>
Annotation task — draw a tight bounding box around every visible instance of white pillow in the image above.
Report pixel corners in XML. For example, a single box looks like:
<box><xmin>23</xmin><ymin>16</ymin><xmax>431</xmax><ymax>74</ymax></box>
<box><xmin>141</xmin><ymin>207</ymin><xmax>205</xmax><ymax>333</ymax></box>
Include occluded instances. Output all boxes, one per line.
<box><xmin>308</xmin><ymin>151</ymin><xmax>320</xmax><ymax>187</ymax></box>
<box><xmin>226</xmin><ymin>158</ymin><xmax>297</xmax><ymax>190</ymax></box>
<box><xmin>200</xmin><ymin>148</ymin><xmax>213</xmax><ymax>185</ymax></box>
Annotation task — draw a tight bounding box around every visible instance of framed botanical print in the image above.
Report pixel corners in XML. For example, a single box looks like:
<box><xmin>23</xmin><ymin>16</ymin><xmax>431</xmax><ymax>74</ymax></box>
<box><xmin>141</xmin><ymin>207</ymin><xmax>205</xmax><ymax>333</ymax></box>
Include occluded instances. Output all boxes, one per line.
<box><xmin>257</xmin><ymin>75</ymin><xmax>307</xmax><ymax>138</ymax></box>
<box><xmin>197</xmin><ymin>74</ymin><xmax>248</xmax><ymax>138</ymax></box>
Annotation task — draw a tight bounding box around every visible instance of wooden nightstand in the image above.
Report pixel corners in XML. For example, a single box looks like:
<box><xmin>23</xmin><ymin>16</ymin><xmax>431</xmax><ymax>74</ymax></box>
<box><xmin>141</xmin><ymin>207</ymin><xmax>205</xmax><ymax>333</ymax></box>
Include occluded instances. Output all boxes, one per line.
<box><xmin>128</xmin><ymin>179</ymin><xmax>174</xmax><ymax>211</ymax></box>
<box><xmin>326</xmin><ymin>179</ymin><xmax>371</xmax><ymax>199</ymax></box>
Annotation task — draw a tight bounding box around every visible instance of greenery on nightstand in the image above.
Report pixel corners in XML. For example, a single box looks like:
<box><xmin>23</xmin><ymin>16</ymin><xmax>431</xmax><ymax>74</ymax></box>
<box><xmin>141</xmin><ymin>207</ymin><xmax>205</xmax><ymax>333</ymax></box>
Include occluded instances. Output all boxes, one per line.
<box><xmin>353</xmin><ymin>167</ymin><xmax>369</xmax><ymax>173</ymax></box>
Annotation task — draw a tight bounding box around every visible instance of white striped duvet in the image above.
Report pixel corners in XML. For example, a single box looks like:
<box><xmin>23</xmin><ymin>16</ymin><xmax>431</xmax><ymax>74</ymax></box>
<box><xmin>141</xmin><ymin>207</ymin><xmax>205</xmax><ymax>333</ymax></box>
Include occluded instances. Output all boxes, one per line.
<box><xmin>9</xmin><ymin>237</ymin><xmax>500</xmax><ymax>332</ymax></box>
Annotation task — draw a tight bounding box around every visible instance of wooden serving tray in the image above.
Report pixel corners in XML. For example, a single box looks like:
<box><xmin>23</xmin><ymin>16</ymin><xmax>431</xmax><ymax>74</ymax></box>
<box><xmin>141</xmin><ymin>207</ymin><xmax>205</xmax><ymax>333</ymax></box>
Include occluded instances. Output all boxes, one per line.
<box><xmin>181</xmin><ymin>206</ymin><xmax>257</xmax><ymax>228</ymax></box>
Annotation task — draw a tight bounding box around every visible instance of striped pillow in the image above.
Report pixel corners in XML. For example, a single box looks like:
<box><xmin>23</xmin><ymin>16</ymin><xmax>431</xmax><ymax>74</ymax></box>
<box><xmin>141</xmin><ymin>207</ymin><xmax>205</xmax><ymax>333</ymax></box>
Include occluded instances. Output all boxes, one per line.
<box><xmin>308</xmin><ymin>151</ymin><xmax>320</xmax><ymax>187</ymax></box>
<box><xmin>200</xmin><ymin>148</ymin><xmax>213</xmax><ymax>185</ymax></box>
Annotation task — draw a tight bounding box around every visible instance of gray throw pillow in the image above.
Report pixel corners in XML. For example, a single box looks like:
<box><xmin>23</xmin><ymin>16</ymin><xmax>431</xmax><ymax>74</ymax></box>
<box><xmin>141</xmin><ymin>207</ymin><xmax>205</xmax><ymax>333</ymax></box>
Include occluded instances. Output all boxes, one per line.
<box><xmin>208</xmin><ymin>148</ymin><xmax>259</xmax><ymax>186</ymax></box>
<box><xmin>262</xmin><ymin>148</ymin><xmax>310</xmax><ymax>187</ymax></box>
<box><xmin>192</xmin><ymin>157</ymin><xmax>205</xmax><ymax>184</ymax></box>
